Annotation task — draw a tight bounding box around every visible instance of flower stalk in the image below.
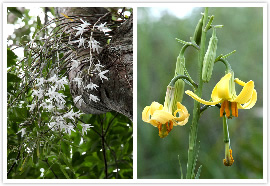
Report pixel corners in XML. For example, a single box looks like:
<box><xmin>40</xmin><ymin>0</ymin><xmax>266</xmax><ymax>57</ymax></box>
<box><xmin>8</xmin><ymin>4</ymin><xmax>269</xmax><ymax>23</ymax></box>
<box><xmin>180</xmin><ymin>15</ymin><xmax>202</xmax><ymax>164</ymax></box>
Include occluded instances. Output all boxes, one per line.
<box><xmin>223</xmin><ymin>116</ymin><xmax>234</xmax><ymax>166</ymax></box>
<box><xmin>186</xmin><ymin>7</ymin><xmax>208</xmax><ymax>179</ymax></box>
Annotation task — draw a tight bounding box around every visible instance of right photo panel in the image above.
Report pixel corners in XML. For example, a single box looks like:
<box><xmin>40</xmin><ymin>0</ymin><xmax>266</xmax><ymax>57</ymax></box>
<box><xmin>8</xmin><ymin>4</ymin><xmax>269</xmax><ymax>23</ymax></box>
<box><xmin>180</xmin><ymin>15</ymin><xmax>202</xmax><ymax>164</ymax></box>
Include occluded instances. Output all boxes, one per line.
<box><xmin>138</xmin><ymin>6</ymin><xmax>263</xmax><ymax>179</ymax></box>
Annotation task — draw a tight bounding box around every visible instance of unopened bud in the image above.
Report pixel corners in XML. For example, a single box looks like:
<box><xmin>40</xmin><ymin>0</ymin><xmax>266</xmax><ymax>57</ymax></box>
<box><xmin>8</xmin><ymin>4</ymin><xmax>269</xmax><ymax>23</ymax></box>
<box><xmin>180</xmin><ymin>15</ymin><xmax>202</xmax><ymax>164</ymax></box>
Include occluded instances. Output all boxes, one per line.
<box><xmin>202</xmin><ymin>28</ymin><xmax>218</xmax><ymax>83</ymax></box>
<box><xmin>172</xmin><ymin>56</ymin><xmax>185</xmax><ymax>112</ymax></box>
<box><xmin>192</xmin><ymin>15</ymin><xmax>204</xmax><ymax>45</ymax></box>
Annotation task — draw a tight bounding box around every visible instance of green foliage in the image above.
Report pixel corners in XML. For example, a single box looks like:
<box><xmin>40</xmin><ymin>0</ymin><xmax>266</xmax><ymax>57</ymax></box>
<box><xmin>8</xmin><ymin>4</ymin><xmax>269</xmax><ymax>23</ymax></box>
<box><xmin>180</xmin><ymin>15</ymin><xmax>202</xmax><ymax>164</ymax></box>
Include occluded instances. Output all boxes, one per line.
<box><xmin>7</xmin><ymin>48</ymin><xmax>18</xmax><ymax>67</ymax></box>
<box><xmin>7</xmin><ymin>7</ymin><xmax>23</xmax><ymax>19</ymax></box>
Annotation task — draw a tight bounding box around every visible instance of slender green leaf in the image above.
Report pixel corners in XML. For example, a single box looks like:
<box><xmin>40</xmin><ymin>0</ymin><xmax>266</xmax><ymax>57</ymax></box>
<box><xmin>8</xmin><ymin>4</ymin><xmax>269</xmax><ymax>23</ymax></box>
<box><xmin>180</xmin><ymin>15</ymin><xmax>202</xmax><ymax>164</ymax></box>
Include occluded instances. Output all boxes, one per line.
<box><xmin>36</xmin><ymin>16</ymin><xmax>41</xmax><ymax>30</ymax></box>
<box><xmin>178</xmin><ymin>155</ymin><xmax>184</xmax><ymax>179</ymax></box>
<box><xmin>8</xmin><ymin>7</ymin><xmax>23</xmax><ymax>18</ymax></box>
<box><xmin>61</xmin><ymin>140</ymin><xmax>70</xmax><ymax>158</ymax></box>
<box><xmin>57</xmin><ymin>162</ymin><xmax>70</xmax><ymax>179</ymax></box>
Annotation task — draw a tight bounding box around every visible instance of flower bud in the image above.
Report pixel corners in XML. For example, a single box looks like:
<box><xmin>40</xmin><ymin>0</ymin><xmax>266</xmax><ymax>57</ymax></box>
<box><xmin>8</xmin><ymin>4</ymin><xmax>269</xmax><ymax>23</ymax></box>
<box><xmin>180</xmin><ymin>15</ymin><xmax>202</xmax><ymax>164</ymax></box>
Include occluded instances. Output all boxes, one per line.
<box><xmin>164</xmin><ymin>85</ymin><xmax>175</xmax><ymax>113</ymax></box>
<box><xmin>202</xmin><ymin>28</ymin><xmax>218</xmax><ymax>83</ymax></box>
<box><xmin>192</xmin><ymin>15</ymin><xmax>204</xmax><ymax>45</ymax></box>
<box><xmin>172</xmin><ymin>56</ymin><xmax>185</xmax><ymax>112</ymax></box>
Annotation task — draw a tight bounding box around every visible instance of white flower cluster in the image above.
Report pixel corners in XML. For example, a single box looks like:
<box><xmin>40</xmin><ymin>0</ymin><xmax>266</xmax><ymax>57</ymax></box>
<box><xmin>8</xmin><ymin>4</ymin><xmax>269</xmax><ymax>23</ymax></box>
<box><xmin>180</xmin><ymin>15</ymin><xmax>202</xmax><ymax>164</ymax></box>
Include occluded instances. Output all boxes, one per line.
<box><xmin>69</xmin><ymin>18</ymin><xmax>111</xmax><ymax>106</ymax></box>
<box><xmin>24</xmin><ymin>17</ymin><xmax>111</xmax><ymax>138</ymax></box>
<box><xmin>26</xmin><ymin>74</ymin><xmax>93</xmax><ymax>136</ymax></box>
<box><xmin>69</xmin><ymin>19</ymin><xmax>111</xmax><ymax>54</ymax></box>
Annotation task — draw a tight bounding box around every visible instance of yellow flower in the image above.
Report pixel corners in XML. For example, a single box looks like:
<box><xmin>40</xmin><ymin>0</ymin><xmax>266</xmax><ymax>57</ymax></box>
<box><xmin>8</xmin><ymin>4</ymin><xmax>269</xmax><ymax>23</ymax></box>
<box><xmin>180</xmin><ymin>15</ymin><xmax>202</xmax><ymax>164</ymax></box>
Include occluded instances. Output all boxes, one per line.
<box><xmin>185</xmin><ymin>73</ymin><xmax>257</xmax><ymax>118</ymax></box>
<box><xmin>142</xmin><ymin>101</ymin><xmax>189</xmax><ymax>138</ymax></box>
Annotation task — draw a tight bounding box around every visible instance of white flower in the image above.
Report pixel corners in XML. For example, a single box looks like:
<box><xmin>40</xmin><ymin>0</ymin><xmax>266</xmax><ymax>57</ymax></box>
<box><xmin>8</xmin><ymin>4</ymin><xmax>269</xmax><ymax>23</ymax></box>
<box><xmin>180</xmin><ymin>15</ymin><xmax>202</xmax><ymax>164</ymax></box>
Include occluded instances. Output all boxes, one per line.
<box><xmin>74</xmin><ymin>111</ymin><xmax>82</xmax><ymax>118</ymax></box>
<box><xmin>81</xmin><ymin>123</ymin><xmax>93</xmax><ymax>135</ymax></box>
<box><xmin>48</xmin><ymin>74</ymin><xmax>58</xmax><ymax>83</ymax></box>
<box><xmin>27</xmin><ymin>103</ymin><xmax>36</xmax><ymax>112</ymax></box>
<box><xmin>55</xmin><ymin>76</ymin><xmax>68</xmax><ymax>90</ymax></box>
<box><xmin>46</xmin><ymin>86</ymin><xmax>67</xmax><ymax>104</ymax></box>
<box><xmin>74</xmin><ymin>95</ymin><xmax>82</xmax><ymax>103</ymax></box>
<box><xmin>85</xmin><ymin>82</ymin><xmax>99</xmax><ymax>90</ymax></box>
<box><xmin>89</xmin><ymin>94</ymin><xmax>100</xmax><ymax>102</ymax></box>
<box><xmin>55</xmin><ymin>93</ymin><xmax>67</xmax><ymax>104</ymax></box>
<box><xmin>113</xmin><ymin>169</ymin><xmax>120</xmax><ymax>172</ymax></box>
<box><xmin>74</xmin><ymin>95</ymin><xmax>85</xmax><ymax>106</ymax></box>
<box><xmin>88</xmin><ymin>38</ymin><xmax>101</xmax><ymax>53</ymax></box>
<box><xmin>17</xmin><ymin>128</ymin><xmax>26</xmax><ymax>137</ymax></box>
<box><xmin>93</xmin><ymin>64</ymin><xmax>104</xmax><ymax>73</ymax></box>
<box><xmin>98</xmin><ymin>70</ymin><xmax>109</xmax><ymax>82</ymax></box>
<box><xmin>63</xmin><ymin>110</ymin><xmax>76</xmax><ymax>121</ymax></box>
<box><xmin>70</xmin><ymin>37</ymin><xmax>86</xmax><ymax>48</ymax></box>
<box><xmin>80</xmin><ymin>19</ymin><xmax>91</xmax><ymax>29</ymax></box>
<box><xmin>32</xmin><ymin>89</ymin><xmax>44</xmax><ymax>100</ymax></box>
<box><xmin>73</xmin><ymin>77</ymin><xmax>83</xmax><ymax>88</ymax></box>
<box><xmin>36</xmin><ymin>77</ymin><xmax>46</xmax><ymax>87</ymax></box>
<box><xmin>45</xmin><ymin>104</ymin><xmax>54</xmax><ymax>111</ymax></box>
<box><xmin>95</xmin><ymin>22</ymin><xmax>111</xmax><ymax>33</ymax></box>
<box><xmin>73</xmin><ymin>26</ymin><xmax>88</xmax><ymax>37</ymax></box>
<box><xmin>64</xmin><ymin>123</ymin><xmax>76</xmax><ymax>135</ymax></box>
<box><xmin>48</xmin><ymin>121</ymin><xmax>57</xmax><ymax>131</ymax></box>
<box><xmin>46</xmin><ymin>86</ymin><xmax>57</xmax><ymax>98</ymax></box>
<box><xmin>70</xmin><ymin>59</ymin><xmax>80</xmax><ymax>70</ymax></box>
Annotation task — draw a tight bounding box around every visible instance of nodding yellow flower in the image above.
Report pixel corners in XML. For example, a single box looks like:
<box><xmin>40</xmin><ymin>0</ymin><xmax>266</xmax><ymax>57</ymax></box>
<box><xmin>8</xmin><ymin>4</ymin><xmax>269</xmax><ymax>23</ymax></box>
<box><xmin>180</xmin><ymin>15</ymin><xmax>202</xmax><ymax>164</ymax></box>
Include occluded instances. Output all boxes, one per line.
<box><xmin>142</xmin><ymin>101</ymin><xmax>189</xmax><ymax>138</ymax></box>
<box><xmin>142</xmin><ymin>86</ymin><xmax>189</xmax><ymax>138</ymax></box>
<box><xmin>185</xmin><ymin>73</ymin><xmax>257</xmax><ymax>118</ymax></box>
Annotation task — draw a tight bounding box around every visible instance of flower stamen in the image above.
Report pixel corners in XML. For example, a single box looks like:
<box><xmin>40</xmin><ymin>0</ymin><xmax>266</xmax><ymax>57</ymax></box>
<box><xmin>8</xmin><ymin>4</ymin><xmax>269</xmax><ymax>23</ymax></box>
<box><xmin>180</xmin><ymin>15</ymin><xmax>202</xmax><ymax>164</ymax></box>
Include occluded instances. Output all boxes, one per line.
<box><xmin>223</xmin><ymin>148</ymin><xmax>234</xmax><ymax>166</ymax></box>
<box><xmin>220</xmin><ymin>101</ymin><xmax>239</xmax><ymax>118</ymax></box>
<box><xmin>231</xmin><ymin>102</ymin><xmax>238</xmax><ymax>117</ymax></box>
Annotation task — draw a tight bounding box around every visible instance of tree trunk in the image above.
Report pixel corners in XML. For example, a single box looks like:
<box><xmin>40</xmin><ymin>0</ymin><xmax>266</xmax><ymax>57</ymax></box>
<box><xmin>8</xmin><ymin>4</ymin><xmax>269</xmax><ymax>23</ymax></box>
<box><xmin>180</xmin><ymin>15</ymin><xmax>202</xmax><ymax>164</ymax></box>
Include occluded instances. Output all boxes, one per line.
<box><xmin>55</xmin><ymin>7</ymin><xmax>133</xmax><ymax>120</ymax></box>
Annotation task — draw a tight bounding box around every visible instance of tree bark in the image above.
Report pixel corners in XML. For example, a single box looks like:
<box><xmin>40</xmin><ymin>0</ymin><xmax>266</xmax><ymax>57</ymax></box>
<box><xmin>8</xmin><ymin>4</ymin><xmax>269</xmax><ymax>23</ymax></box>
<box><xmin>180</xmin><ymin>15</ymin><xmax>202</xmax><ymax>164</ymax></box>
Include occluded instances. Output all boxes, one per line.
<box><xmin>55</xmin><ymin>7</ymin><xmax>133</xmax><ymax>120</ymax></box>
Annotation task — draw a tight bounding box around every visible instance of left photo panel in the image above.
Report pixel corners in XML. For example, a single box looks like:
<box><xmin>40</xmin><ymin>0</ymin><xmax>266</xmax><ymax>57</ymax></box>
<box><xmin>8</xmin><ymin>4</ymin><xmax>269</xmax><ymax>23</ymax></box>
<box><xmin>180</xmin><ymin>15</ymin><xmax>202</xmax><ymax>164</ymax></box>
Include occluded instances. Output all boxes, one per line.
<box><xmin>6</xmin><ymin>6</ymin><xmax>133</xmax><ymax>179</ymax></box>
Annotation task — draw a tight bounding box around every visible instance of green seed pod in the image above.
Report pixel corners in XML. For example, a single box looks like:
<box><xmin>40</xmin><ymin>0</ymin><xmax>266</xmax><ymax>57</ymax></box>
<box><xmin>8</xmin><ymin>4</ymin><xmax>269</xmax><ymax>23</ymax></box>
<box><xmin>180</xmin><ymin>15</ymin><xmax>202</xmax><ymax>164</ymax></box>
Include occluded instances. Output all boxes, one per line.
<box><xmin>172</xmin><ymin>55</ymin><xmax>185</xmax><ymax>112</ymax></box>
<box><xmin>192</xmin><ymin>15</ymin><xmax>204</xmax><ymax>45</ymax></box>
<box><xmin>202</xmin><ymin>28</ymin><xmax>218</xmax><ymax>83</ymax></box>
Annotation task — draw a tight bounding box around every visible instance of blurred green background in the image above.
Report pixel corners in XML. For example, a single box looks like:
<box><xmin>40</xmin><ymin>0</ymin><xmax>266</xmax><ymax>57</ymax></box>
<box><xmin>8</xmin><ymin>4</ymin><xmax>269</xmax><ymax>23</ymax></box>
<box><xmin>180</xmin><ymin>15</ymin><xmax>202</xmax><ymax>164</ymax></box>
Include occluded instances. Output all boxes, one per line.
<box><xmin>137</xmin><ymin>7</ymin><xmax>263</xmax><ymax>179</ymax></box>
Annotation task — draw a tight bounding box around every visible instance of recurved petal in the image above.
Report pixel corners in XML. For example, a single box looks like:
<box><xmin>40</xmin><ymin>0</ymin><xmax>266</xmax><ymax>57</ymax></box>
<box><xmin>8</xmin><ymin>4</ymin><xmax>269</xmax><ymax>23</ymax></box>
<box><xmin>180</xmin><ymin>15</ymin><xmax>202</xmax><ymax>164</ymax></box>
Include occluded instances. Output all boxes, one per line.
<box><xmin>173</xmin><ymin>108</ymin><xmax>187</xmax><ymax>121</ymax></box>
<box><xmin>238</xmin><ymin>89</ymin><xmax>257</xmax><ymax>109</ymax></box>
<box><xmin>185</xmin><ymin>90</ymin><xmax>222</xmax><ymax>105</ymax></box>
<box><xmin>173</xmin><ymin>102</ymin><xmax>189</xmax><ymax>123</ymax></box>
<box><xmin>142</xmin><ymin>106</ymin><xmax>151</xmax><ymax>123</ymax></box>
<box><xmin>149</xmin><ymin>110</ymin><xmax>174</xmax><ymax>126</ymax></box>
<box><xmin>150</xmin><ymin>101</ymin><xmax>163</xmax><ymax>115</ymax></box>
<box><xmin>216</xmin><ymin>73</ymin><xmax>231</xmax><ymax>100</ymax></box>
<box><xmin>176</xmin><ymin>102</ymin><xmax>188</xmax><ymax>114</ymax></box>
<box><xmin>173</xmin><ymin>115</ymin><xmax>189</xmax><ymax>126</ymax></box>
<box><xmin>234</xmin><ymin>78</ymin><xmax>246</xmax><ymax>86</ymax></box>
<box><xmin>233</xmin><ymin>80</ymin><xmax>254</xmax><ymax>104</ymax></box>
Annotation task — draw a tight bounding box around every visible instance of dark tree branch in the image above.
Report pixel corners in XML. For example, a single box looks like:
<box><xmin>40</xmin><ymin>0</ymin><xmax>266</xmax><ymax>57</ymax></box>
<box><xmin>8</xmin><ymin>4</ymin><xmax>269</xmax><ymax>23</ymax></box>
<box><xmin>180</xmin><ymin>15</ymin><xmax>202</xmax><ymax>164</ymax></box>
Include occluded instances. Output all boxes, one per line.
<box><xmin>44</xmin><ymin>158</ymin><xmax>58</xmax><ymax>179</ymax></box>
<box><xmin>104</xmin><ymin>139</ymin><xmax>119</xmax><ymax>179</ymax></box>
<box><xmin>100</xmin><ymin>118</ymin><xmax>108</xmax><ymax>179</ymax></box>
<box><xmin>7</xmin><ymin>145</ymin><xmax>22</xmax><ymax>176</ymax></box>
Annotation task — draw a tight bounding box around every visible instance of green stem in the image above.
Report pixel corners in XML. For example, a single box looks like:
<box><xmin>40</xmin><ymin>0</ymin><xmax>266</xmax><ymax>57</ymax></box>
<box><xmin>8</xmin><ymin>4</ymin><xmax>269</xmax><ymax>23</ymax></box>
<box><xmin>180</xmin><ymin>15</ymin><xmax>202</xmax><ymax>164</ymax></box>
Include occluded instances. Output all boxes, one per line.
<box><xmin>169</xmin><ymin>75</ymin><xmax>198</xmax><ymax>89</ymax></box>
<box><xmin>223</xmin><ymin>116</ymin><xmax>230</xmax><ymax>143</ymax></box>
<box><xmin>186</xmin><ymin>7</ymin><xmax>208</xmax><ymax>179</ymax></box>
<box><xmin>215</xmin><ymin>58</ymin><xmax>232</xmax><ymax>73</ymax></box>
<box><xmin>223</xmin><ymin>115</ymin><xmax>234</xmax><ymax>166</ymax></box>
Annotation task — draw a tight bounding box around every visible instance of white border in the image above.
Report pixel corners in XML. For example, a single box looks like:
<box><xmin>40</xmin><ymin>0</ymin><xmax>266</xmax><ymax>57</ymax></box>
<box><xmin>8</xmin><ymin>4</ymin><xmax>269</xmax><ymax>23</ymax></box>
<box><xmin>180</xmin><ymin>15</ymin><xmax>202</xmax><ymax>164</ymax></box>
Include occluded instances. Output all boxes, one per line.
<box><xmin>2</xmin><ymin>2</ymin><xmax>267</xmax><ymax>184</ymax></box>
